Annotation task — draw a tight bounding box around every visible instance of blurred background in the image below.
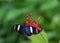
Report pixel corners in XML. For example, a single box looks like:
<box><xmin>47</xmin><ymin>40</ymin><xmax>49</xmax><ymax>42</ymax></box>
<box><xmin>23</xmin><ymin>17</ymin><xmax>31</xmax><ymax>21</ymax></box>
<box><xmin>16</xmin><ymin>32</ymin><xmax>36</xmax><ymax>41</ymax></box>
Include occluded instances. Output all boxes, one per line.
<box><xmin>0</xmin><ymin>0</ymin><xmax>60</xmax><ymax>43</ymax></box>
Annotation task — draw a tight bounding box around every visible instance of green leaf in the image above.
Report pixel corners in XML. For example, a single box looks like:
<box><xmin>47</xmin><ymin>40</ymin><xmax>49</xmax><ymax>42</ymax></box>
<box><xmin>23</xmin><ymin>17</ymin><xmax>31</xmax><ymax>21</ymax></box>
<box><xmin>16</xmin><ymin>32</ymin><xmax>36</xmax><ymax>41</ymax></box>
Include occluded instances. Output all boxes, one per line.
<box><xmin>0</xmin><ymin>29</ymin><xmax>8</xmax><ymax>37</ymax></box>
<box><xmin>0</xmin><ymin>12</ymin><xmax>4</xmax><ymax>21</ymax></box>
<box><xmin>26</xmin><ymin>0</ymin><xmax>44</xmax><ymax>3</ymax></box>
<box><xmin>28</xmin><ymin>30</ymin><xmax>48</xmax><ymax>43</ymax></box>
<box><xmin>4</xmin><ymin>8</ymin><xmax>31</xmax><ymax>22</ymax></box>
<box><xmin>0</xmin><ymin>38</ymin><xmax>5</xmax><ymax>43</ymax></box>
<box><xmin>40</xmin><ymin>0</ymin><xmax>58</xmax><ymax>11</ymax></box>
<box><xmin>6</xmin><ymin>32</ymin><xmax>18</xmax><ymax>43</ymax></box>
<box><xmin>59</xmin><ymin>40</ymin><xmax>60</xmax><ymax>43</ymax></box>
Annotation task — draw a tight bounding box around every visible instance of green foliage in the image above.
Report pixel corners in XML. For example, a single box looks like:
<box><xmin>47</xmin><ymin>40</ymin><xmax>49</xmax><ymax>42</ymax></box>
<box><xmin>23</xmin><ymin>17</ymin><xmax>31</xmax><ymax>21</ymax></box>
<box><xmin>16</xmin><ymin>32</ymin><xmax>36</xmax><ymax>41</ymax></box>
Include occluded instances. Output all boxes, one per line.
<box><xmin>0</xmin><ymin>0</ymin><xmax>60</xmax><ymax>43</ymax></box>
<box><xmin>28</xmin><ymin>30</ymin><xmax>48</xmax><ymax>43</ymax></box>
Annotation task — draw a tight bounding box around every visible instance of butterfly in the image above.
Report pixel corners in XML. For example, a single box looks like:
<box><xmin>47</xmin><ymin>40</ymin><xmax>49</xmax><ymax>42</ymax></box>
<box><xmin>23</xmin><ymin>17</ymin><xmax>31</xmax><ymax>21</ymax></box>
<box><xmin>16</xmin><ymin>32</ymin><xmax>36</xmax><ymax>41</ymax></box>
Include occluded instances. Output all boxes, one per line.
<box><xmin>14</xmin><ymin>13</ymin><xmax>42</xmax><ymax>36</ymax></box>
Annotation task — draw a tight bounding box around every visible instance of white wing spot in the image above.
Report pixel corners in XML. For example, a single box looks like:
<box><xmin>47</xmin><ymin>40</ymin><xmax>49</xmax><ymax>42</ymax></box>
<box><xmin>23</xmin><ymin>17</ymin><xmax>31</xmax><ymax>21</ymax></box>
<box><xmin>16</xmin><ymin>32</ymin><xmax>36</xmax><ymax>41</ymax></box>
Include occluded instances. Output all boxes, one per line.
<box><xmin>17</xmin><ymin>25</ymin><xmax>20</xmax><ymax>31</ymax></box>
<box><xmin>30</xmin><ymin>27</ymin><xmax>33</xmax><ymax>33</ymax></box>
<box><xmin>36</xmin><ymin>29</ymin><xmax>38</xmax><ymax>33</ymax></box>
